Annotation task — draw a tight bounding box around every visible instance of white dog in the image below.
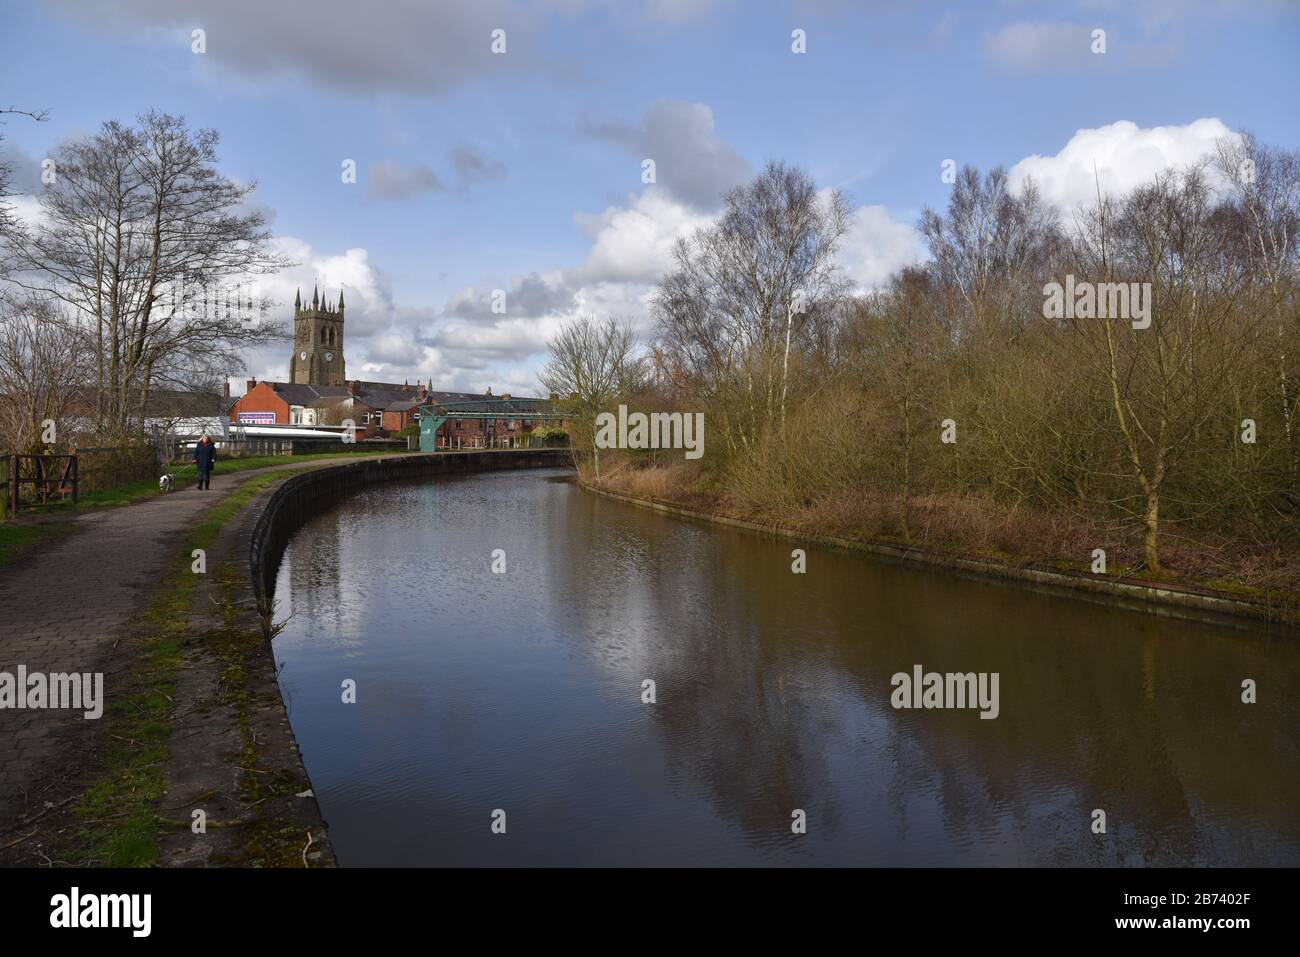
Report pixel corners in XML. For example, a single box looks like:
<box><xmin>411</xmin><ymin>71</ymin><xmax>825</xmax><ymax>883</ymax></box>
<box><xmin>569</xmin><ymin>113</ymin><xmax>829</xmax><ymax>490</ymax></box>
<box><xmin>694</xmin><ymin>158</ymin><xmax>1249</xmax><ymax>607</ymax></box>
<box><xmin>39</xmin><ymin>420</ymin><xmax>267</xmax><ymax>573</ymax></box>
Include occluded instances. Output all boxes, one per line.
<box><xmin>158</xmin><ymin>473</ymin><xmax>174</xmax><ymax>492</ymax></box>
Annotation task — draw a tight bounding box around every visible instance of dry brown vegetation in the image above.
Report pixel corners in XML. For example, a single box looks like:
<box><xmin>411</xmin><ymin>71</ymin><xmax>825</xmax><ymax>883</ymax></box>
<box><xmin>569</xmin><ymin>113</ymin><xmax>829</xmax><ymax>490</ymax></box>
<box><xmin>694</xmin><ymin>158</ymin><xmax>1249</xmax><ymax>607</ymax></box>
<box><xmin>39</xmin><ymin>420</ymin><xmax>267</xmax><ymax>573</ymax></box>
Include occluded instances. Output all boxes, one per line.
<box><xmin>567</xmin><ymin>144</ymin><xmax>1300</xmax><ymax>608</ymax></box>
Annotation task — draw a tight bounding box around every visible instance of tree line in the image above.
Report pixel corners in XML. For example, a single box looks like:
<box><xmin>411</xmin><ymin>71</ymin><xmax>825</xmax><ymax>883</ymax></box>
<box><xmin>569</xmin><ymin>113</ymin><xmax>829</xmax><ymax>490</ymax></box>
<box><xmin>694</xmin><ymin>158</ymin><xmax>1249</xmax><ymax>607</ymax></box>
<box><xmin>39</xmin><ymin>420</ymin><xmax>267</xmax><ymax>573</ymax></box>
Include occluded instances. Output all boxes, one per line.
<box><xmin>547</xmin><ymin>141</ymin><xmax>1299</xmax><ymax>589</ymax></box>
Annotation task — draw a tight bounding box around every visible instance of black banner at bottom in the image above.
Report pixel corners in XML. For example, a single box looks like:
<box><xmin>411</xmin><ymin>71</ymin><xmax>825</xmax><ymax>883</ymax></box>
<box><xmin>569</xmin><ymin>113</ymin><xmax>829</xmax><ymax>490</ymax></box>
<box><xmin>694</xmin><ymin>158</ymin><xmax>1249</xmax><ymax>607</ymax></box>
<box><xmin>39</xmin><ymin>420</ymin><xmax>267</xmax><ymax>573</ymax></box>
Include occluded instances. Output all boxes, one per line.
<box><xmin>0</xmin><ymin>866</ymin><xmax>1287</xmax><ymax>944</ymax></box>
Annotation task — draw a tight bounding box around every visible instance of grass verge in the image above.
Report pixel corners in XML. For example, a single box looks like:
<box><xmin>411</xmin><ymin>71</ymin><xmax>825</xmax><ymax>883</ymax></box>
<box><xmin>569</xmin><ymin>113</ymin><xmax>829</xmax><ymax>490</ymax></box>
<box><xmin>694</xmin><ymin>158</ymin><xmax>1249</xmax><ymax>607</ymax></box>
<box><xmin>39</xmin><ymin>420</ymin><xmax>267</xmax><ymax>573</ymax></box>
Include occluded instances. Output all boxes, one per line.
<box><xmin>0</xmin><ymin>518</ymin><xmax>72</xmax><ymax>571</ymax></box>
<box><xmin>208</xmin><ymin>556</ymin><xmax>319</xmax><ymax>867</ymax></box>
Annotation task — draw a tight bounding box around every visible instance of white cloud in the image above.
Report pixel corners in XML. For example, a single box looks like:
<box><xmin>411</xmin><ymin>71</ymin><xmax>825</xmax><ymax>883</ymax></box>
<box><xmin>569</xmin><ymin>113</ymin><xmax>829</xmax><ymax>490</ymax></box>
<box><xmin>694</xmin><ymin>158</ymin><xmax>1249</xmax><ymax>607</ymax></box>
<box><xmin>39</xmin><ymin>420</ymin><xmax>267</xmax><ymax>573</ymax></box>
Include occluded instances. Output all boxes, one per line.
<box><xmin>431</xmin><ymin>184</ymin><xmax>927</xmax><ymax>393</ymax></box>
<box><xmin>1008</xmin><ymin>117</ymin><xmax>1240</xmax><ymax>212</ymax></box>
<box><xmin>3</xmin><ymin>194</ymin><xmax>48</xmax><ymax>231</ymax></box>
<box><xmin>422</xmin><ymin>188</ymin><xmax>711</xmax><ymax>391</ymax></box>
<box><xmin>443</xmin><ymin>271</ymin><xmax>575</xmax><ymax>324</ymax></box>
<box><xmin>259</xmin><ymin>241</ymin><xmax>393</xmax><ymax>338</ymax></box>
<box><xmin>238</xmin><ymin>239</ymin><xmax>534</xmax><ymax>394</ymax></box>
<box><xmin>837</xmin><ymin>204</ymin><xmax>924</xmax><ymax>291</ymax></box>
<box><xmin>364</xmin><ymin>330</ymin><xmax>427</xmax><ymax>367</ymax></box>
<box><xmin>428</xmin><ymin>316</ymin><xmax>560</xmax><ymax>359</ymax></box>
<box><xmin>572</xmin><ymin>190</ymin><xmax>713</xmax><ymax>285</ymax></box>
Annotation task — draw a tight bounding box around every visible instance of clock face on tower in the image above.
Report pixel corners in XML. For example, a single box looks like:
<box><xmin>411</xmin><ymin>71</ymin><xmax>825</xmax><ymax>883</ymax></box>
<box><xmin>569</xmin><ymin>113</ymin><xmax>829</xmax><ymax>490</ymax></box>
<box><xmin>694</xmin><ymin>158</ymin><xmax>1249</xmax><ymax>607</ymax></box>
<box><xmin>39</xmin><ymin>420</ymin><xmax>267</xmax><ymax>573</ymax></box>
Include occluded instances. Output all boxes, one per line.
<box><xmin>300</xmin><ymin>351</ymin><xmax>307</xmax><ymax>361</ymax></box>
<box><xmin>325</xmin><ymin>352</ymin><xmax>333</xmax><ymax>362</ymax></box>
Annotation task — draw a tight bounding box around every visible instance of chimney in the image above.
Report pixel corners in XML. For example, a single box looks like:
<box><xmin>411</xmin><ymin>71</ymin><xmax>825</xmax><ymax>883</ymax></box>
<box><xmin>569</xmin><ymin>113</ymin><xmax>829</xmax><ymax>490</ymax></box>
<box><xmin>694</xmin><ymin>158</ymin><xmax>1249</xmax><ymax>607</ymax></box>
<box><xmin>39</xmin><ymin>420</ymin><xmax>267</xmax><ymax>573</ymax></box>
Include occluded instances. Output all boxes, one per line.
<box><xmin>485</xmin><ymin>386</ymin><xmax>492</xmax><ymax>397</ymax></box>
<box><xmin>246</xmin><ymin>376</ymin><xmax>257</xmax><ymax>393</ymax></box>
<box><xmin>347</xmin><ymin>380</ymin><xmax>361</xmax><ymax>397</ymax></box>
<box><xmin>223</xmin><ymin>380</ymin><xmax>231</xmax><ymax>401</ymax></box>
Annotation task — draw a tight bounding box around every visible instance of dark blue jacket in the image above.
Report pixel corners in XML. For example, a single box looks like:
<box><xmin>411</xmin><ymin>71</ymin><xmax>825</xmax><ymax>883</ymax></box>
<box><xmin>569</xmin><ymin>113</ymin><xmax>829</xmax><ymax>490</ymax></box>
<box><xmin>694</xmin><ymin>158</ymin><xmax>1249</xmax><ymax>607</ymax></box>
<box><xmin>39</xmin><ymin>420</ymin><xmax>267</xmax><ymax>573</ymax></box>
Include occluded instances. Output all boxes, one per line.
<box><xmin>192</xmin><ymin>439</ymin><xmax>217</xmax><ymax>471</ymax></box>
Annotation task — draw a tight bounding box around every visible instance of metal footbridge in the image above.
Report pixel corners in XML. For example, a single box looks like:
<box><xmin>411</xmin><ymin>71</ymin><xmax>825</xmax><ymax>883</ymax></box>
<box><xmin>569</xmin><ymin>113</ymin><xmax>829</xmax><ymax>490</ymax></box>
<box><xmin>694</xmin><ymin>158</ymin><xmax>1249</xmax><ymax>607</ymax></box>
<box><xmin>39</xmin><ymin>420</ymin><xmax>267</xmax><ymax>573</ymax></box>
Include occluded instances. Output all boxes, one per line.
<box><xmin>417</xmin><ymin>397</ymin><xmax>567</xmax><ymax>451</ymax></box>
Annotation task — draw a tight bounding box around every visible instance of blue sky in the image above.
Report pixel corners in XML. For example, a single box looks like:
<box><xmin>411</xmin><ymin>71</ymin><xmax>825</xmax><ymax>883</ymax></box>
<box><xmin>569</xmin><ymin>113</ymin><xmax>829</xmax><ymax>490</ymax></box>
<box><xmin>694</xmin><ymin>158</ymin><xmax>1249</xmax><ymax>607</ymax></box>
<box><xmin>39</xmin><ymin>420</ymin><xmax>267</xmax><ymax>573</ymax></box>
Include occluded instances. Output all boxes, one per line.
<box><xmin>2</xmin><ymin>0</ymin><xmax>1297</xmax><ymax>394</ymax></box>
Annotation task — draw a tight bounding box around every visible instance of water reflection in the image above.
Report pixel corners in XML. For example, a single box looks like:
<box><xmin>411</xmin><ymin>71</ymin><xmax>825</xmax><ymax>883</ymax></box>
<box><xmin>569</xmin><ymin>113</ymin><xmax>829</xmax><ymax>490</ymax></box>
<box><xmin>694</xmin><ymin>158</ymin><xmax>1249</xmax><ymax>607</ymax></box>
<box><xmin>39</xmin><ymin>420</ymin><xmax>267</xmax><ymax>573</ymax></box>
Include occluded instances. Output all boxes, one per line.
<box><xmin>272</xmin><ymin>469</ymin><xmax>1300</xmax><ymax>866</ymax></box>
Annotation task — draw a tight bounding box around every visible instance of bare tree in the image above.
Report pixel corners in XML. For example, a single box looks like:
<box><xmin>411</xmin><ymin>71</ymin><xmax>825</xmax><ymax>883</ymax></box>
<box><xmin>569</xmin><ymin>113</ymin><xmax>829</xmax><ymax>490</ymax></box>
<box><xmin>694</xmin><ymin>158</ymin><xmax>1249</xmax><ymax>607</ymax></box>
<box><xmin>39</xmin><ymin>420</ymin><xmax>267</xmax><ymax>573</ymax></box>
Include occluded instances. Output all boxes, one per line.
<box><xmin>920</xmin><ymin>166</ymin><xmax>1061</xmax><ymax>341</ymax></box>
<box><xmin>539</xmin><ymin>316</ymin><xmax>645</xmax><ymax>480</ymax></box>
<box><xmin>1069</xmin><ymin>165</ymin><xmax>1256</xmax><ymax>572</ymax></box>
<box><xmin>0</xmin><ymin>110</ymin><xmax>289</xmax><ymax>437</ymax></box>
<box><xmin>0</xmin><ymin>106</ymin><xmax>49</xmax><ymax>274</ymax></box>
<box><xmin>1216</xmin><ymin>134</ymin><xmax>1300</xmax><ymax>490</ymax></box>
<box><xmin>653</xmin><ymin>161</ymin><xmax>850</xmax><ymax>454</ymax></box>
<box><xmin>0</xmin><ymin>292</ymin><xmax>88</xmax><ymax>453</ymax></box>
<box><xmin>843</xmin><ymin>267</ymin><xmax>950</xmax><ymax>534</ymax></box>
<box><xmin>0</xmin><ymin>135</ymin><xmax>12</xmax><ymax>245</ymax></box>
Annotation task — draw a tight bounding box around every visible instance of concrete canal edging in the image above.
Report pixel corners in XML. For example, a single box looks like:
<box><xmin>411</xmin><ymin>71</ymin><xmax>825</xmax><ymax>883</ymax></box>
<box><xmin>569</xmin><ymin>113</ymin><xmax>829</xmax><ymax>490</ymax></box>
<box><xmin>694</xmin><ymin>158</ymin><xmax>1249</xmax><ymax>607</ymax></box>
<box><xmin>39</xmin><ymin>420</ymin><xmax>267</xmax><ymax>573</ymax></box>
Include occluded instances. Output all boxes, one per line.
<box><xmin>580</xmin><ymin>481</ymin><xmax>1298</xmax><ymax>632</ymax></box>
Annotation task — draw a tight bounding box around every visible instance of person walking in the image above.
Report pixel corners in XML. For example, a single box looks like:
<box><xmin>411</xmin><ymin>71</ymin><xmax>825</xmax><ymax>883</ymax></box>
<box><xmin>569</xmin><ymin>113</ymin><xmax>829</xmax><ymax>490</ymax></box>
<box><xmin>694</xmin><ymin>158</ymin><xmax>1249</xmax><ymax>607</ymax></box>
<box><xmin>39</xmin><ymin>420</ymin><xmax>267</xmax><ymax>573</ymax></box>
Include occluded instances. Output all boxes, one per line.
<box><xmin>192</xmin><ymin>433</ymin><xmax>217</xmax><ymax>490</ymax></box>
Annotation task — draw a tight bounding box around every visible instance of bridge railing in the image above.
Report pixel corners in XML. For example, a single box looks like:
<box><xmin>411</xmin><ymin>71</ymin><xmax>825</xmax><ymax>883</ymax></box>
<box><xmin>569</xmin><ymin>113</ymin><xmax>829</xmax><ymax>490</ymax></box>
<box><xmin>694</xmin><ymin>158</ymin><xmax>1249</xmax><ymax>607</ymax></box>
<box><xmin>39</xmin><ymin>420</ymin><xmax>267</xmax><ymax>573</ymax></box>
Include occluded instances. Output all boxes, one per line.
<box><xmin>427</xmin><ymin>433</ymin><xmax>569</xmax><ymax>451</ymax></box>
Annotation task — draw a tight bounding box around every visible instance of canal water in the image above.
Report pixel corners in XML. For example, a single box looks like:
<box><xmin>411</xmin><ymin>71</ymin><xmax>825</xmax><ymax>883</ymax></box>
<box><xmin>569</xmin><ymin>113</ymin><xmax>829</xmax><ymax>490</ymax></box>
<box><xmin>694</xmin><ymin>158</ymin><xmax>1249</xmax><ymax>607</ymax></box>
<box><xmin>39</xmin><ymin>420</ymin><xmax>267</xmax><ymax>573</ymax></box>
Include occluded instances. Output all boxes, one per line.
<box><xmin>272</xmin><ymin>468</ymin><xmax>1300</xmax><ymax>866</ymax></box>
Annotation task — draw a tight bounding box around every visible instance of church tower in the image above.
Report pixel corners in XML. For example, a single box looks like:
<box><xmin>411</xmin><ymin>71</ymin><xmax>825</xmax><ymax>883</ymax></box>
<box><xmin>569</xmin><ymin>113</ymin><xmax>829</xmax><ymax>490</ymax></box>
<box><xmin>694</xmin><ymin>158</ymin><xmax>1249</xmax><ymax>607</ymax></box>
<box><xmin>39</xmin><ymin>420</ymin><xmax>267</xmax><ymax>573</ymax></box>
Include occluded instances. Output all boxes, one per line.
<box><xmin>290</xmin><ymin>285</ymin><xmax>346</xmax><ymax>386</ymax></box>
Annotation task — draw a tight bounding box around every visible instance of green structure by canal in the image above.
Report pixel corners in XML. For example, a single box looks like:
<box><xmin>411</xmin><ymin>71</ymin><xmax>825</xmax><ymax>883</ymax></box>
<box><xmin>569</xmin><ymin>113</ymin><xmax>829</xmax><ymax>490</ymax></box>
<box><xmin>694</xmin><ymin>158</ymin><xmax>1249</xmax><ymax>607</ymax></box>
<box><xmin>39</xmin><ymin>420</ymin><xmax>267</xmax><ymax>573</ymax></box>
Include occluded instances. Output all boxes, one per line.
<box><xmin>417</xmin><ymin>396</ymin><xmax>566</xmax><ymax>451</ymax></box>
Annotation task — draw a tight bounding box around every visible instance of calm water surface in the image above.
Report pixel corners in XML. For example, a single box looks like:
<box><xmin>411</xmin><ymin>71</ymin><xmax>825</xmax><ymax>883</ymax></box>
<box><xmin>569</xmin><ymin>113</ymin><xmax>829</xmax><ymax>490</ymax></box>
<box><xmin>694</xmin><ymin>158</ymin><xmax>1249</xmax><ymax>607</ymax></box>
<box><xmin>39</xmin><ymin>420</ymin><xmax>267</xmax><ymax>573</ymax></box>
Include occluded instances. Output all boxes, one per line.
<box><xmin>272</xmin><ymin>468</ymin><xmax>1300</xmax><ymax>866</ymax></box>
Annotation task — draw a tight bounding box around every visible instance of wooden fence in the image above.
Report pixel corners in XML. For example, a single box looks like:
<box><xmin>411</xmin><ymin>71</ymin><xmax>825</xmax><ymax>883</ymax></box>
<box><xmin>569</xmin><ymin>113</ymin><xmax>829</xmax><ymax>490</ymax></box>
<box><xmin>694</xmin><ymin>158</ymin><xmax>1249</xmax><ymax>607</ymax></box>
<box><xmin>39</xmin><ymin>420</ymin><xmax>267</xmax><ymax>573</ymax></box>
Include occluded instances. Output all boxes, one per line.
<box><xmin>1</xmin><ymin>446</ymin><xmax>157</xmax><ymax>517</ymax></box>
<box><xmin>4</xmin><ymin>453</ymin><xmax>79</xmax><ymax>514</ymax></box>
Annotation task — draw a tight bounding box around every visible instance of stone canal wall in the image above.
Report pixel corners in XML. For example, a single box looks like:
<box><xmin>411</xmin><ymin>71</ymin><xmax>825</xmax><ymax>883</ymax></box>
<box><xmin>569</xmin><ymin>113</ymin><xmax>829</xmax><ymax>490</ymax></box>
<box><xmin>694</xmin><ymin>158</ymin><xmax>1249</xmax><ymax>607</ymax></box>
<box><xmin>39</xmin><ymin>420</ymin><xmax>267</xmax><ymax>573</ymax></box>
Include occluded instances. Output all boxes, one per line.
<box><xmin>249</xmin><ymin>449</ymin><xmax>571</xmax><ymax>608</ymax></box>
<box><xmin>580</xmin><ymin>481</ymin><xmax>1296</xmax><ymax>633</ymax></box>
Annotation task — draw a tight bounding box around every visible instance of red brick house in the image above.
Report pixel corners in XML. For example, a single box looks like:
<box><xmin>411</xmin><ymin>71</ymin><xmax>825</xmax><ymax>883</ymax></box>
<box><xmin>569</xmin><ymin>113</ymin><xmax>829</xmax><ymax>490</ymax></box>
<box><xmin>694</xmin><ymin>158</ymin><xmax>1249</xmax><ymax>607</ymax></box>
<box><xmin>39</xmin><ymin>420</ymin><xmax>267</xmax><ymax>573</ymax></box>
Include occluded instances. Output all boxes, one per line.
<box><xmin>231</xmin><ymin>380</ymin><xmax>418</xmax><ymax>436</ymax></box>
<box><xmin>381</xmin><ymin>399</ymin><xmax>421</xmax><ymax>433</ymax></box>
<box><xmin>227</xmin><ymin>380</ymin><xmax>297</xmax><ymax>426</ymax></box>
<box><xmin>422</xmin><ymin>392</ymin><xmax>569</xmax><ymax>449</ymax></box>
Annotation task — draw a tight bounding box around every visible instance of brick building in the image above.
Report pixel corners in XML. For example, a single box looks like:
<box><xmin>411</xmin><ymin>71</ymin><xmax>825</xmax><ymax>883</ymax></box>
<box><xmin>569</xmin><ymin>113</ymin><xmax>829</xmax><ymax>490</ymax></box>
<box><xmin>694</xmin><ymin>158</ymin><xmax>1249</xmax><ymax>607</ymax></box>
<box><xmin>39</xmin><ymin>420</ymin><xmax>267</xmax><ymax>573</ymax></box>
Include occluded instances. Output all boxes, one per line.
<box><xmin>229</xmin><ymin>378</ymin><xmax>427</xmax><ymax>439</ymax></box>
<box><xmin>227</xmin><ymin>290</ymin><xmax>566</xmax><ymax>443</ymax></box>
<box><xmin>420</xmin><ymin>388</ymin><xmax>568</xmax><ymax>449</ymax></box>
